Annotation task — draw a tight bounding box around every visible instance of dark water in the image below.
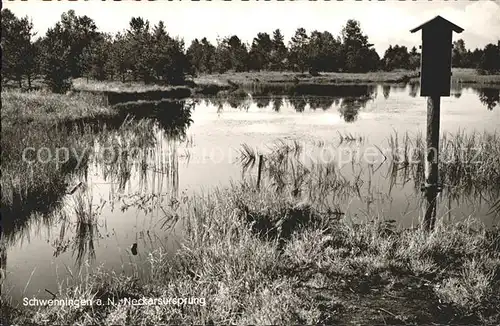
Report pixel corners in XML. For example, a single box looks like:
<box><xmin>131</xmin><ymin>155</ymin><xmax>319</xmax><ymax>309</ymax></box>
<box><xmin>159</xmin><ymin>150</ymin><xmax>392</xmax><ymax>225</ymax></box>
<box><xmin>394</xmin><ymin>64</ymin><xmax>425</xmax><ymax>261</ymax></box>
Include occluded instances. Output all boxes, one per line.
<box><xmin>2</xmin><ymin>84</ymin><xmax>499</xmax><ymax>303</ymax></box>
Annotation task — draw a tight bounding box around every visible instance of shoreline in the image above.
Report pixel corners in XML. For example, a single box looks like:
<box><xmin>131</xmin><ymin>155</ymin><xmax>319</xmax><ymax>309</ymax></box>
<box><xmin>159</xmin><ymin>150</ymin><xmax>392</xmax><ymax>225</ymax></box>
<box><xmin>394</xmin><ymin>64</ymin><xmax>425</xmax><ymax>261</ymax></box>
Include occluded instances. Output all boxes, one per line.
<box><xmin>66</xmin><ymin>68</ymin><xmax>500</xmax><ymax>99</ymax></box>
<box><xmin>193</xmin><ymin>68</ymin><xmax>500</xmax><ymax>89</ymax></box>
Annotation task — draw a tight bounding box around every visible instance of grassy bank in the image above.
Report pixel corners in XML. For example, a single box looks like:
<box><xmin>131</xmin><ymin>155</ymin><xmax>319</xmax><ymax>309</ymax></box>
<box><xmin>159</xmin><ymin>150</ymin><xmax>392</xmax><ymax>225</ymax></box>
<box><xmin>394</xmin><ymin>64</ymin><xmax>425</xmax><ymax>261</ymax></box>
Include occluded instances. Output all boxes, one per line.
<box><xmin>72</xmin><ymin>78</ymin><xmax>190</xmax><ymax>93</ymax></box>
<box><xmin>452</xmin><ymin>68</ymin><xmax>500</xmax><ymax>85</ymax></box>
<box><xmin>1</xmin><ymin>91</ymin><xmax>160</xmax><ymax>223</ymax></box>
<box><xmin>2</xmin><ymin>182</ymin><xmax>499</xmax><ymax>325</ymax></box>
<box><xmin>1</xmin><ymin>91</ymin><xmax>113</xmax><ymax>219</ymax></box>
<box><xmin>72</xmin><ymin>78</ymin><xmax>193</xmax><ymax>105</ymax></box>
<box><xmin>195</xmin><ymin>70</ymin><xmax>418</xmax><ymax>87</ymax></box>
<box><xmin>194</xmin><ymin>68</ymin><xmax>500</xmax><ymax>89</ymax></box>
<box><xmin>1</xmin><ymin>90</ymin><xmax>195</xmax><ymax>245</ymax></box>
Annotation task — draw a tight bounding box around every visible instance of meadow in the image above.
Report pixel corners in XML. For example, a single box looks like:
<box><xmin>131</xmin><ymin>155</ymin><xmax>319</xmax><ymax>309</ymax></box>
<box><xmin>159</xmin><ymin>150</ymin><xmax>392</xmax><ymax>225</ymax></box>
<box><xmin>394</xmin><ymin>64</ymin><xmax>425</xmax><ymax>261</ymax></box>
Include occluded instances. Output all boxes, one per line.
<box><xmin>194</xmin><ymin>68</ymin><xmax>500</xmax><ymax>89</ymax></box>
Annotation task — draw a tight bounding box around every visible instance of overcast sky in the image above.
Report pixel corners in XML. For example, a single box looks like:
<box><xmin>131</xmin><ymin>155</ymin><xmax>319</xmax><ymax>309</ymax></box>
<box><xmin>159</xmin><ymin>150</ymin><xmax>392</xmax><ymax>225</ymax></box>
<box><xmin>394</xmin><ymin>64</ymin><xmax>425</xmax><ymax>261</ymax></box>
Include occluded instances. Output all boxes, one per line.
<box><xmin>4</xmin><ymin>0</ymin><xmax>500</xmax><ymax>57</ymax></box>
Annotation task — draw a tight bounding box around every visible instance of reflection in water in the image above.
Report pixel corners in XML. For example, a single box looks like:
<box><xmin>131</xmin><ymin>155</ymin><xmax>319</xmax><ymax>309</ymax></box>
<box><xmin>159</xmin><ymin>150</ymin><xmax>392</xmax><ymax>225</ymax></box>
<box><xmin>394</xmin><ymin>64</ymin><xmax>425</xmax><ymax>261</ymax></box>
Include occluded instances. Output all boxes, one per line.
<box><xmin>273</xmin><ymin>96</ymin><xmax>283</xmax><ymax>112</ymax></box>
<box><xmin>254</xmin><ymin>97</ymin><xmax>271</xmax><ymax>108</ymax></box>
<box><xmin>378</xmin><ymin>83</ymin><xmax>496</xmax><ymax>111</ymax></box>
<box><xmin>289</xmin><ymin>96</ymin><xmax>308</xmax><ymax>113</ymax></box>
<box><xmin>206</xmin><ymin>92</ymin><xmax>251</xmax><ymax>111</ymax></box>
<box><xmin>383</xmin><ymin>85</ymin><xmax>391</xmax><ymax>99</ymax></box>
<box><xmin>3</xmin><ymin>100</ymin><xmax>193</xmax><ymax>264</ymax></box>
<box><xmin>477</xmin><ymin>88</ymin><xmax>500</xmax><ymax>111</ymax></box>
<box><xmin>308</xmin><ymin>97</ymin><xmax>335</xmax><ymax>111</ymax></box>
<box><xmin>338</xmin><ymin>86</ymin><xmax>376</xmax><ymax>122</ymax></box>
<box><xmin>409</xmin><ymin>82</ymin><xmax>419</xmax><ymax>98</ymax></box>
<box><xmin>113</xmin><ymin>100</ymin><xmax>195</xmax><ymax>137</ymax></box>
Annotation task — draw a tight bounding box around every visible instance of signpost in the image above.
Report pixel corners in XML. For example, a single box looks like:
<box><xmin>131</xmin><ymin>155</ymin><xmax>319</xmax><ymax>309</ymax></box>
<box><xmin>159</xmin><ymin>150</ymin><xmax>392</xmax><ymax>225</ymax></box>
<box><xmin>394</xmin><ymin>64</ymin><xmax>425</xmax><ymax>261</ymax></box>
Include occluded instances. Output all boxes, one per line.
<box><xmin>410</xmin><ymin>16</ymin><xmax>464</xmax><ymax>230</ymax></box>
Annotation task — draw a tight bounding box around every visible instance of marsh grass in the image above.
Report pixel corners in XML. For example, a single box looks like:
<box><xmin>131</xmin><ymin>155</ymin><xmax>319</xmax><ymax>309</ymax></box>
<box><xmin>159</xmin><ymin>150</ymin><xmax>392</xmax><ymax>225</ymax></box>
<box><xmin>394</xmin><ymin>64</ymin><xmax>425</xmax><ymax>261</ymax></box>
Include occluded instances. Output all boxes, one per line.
<box><xmin>384</xmin><ymin>130</ymin><xmax>500</xmax><ymax>205</ymax></box>
<box><xmin>1</xmin><ymin>90</ymin><xmax>192</xmax><ymax>267</ymax></box>
<box><xmin>70</xmin><ymin>186</ymin><xmax>106</xmax><ymax>268</ymax></box>
<box><xmin>72</xmin><ymin>78</ymin><xmax>191</xmax><ymax>93</ymax></box>
<box><xmin>3</xmin><ymin>183</ymin><xmax>499</xmax><ymax>325</ymax></box>
<box><xmin>1</xmin><ymin>90</ymin><xmax>113</xmax><ymax>220</ymax></box>
<box><xmin>238</xmin><ymin>131</ymin><xmax>500</xmax><ymax>223</ymax></box>
<box><xmin>1</xmin><ymin>91</ymin><xmax>191</xmax><ymax>218</ymax></box>
<box><xmin>2</xmin><ymin>91</ymin><xmax>500</xmax><ymax>324</ymax></box>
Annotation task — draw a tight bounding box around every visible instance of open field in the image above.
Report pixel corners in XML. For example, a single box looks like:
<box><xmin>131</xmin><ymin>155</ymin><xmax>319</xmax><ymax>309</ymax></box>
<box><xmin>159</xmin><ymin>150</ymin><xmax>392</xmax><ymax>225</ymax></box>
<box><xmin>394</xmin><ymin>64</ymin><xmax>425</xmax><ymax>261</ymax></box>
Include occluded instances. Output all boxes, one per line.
<box><xmin>452</xmin><ymin>68</ymin><xmax>500</xmax><ymax>85</ymax></box>
<box><xmin>194</xmin><ymin>68</ymin><xmax>500</xmax><ymax>89</ymax></box>
<box><xmin>72</xmin><ymin>78</ymin><xmax>185</xmax><ymax>93</ymax></box>
<box><xmin>195</xmin><ymin>70</ymin><xmax>419</xmax><ymax>87</ymax></box>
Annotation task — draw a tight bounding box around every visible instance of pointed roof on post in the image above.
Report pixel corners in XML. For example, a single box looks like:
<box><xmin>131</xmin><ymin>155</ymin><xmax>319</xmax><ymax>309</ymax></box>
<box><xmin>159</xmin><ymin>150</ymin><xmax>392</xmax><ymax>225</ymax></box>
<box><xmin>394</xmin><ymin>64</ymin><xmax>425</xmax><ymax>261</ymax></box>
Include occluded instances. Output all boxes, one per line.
<box><xmin>410</xmin><ymin>15</ymin><xmax>464</xmax><ymax>34</ymax></box>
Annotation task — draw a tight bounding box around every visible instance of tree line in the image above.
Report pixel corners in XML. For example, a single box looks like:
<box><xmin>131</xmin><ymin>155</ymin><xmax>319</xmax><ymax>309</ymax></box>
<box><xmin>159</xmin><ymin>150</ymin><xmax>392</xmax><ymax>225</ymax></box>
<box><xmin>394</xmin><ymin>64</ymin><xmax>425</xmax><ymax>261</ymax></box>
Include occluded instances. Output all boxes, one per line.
<box><xmin>2</xmin><ymin>8</ymin><xmax>499</xmax><ymax>93</ymax></box>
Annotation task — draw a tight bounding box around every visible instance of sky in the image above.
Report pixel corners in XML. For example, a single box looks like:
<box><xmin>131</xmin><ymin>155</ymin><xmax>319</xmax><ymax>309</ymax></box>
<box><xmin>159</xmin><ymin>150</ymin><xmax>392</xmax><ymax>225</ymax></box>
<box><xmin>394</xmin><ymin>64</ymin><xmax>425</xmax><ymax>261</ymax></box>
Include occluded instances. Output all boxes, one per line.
<box><xmin>4</xmin><ymin>0</ymin><xmax>500</xmax><ymax>57</ymax></box>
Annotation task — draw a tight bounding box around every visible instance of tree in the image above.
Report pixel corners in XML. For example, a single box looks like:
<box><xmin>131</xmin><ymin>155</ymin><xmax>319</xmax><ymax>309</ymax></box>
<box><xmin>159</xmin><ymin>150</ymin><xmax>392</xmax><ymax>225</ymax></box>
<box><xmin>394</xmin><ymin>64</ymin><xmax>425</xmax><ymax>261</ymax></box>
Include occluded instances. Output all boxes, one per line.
<box><xmin>109</xmin><ymin>32</ymin><xmax>134</xmax><ymax>82</ymax></box>
<box><xmin>452</xmin><ymin>39</ymin><xmax>467</xmax><ymax>68</ymax></box>
<box><xmin>214</xmin><ymin>37</ymin><xmax>232</xmax><ymax>73</ymax></box>
<box><xmin>382</xmin><ymin>45</ymin><xmax>411</xmax><ymax>70</ymax></box>
<box><xmin>187</xmin><ymin>39</ymin><xmax>204</xmax><ymax>74</ymax></box>
<box><xmin>270</xmin><ymin>29</ymin><xmax>288</xmax><ymax>71</ymax></box>
<box><xmin>214</xmin><ymin>36</ymin><xmax>248</xmax><ymax>73</ymax></box>
<box><xmin>249</xmin><ymin>32</ymin><xmax>273</xmax><ymax>71</ymax></box>
<box><xmin>469</xmin><ymin>48</ymin><xmax>484</xmax><ymax>69</ymax></box>
<box><xmin>59</xmin><ymin>10</ymin><xmax>100</xmax><ymax>77</ymax></box>
<box><xmin>409</xmin><ymin>46</ymin><xmax>420</xmax><ymax>70</ymax></box>
<box><xmin>40</xmin><ymin>23</ymin><xmax>72</xmax><ymax>93</ymax></box>
<box><xmin>227</xmin><ymin>35</ymin><xmax>249</xmax><ymax>72</ymax></box>
<box><xmin>126</xmin><ymin>17</ymin><xmax>154</xmax><ymax>83</ymax></box>
<box><xmin>200</xmin><ymin>38</ymin><xmax>217</xmax><ymax>74</ymax></box>
<box><xmin>307</xmin><ymin>30</ymin><xmax>342</xmax><ymax>73</ymax></box>
<box><xmin>1</xmin><ymin>9</ymin><xmax>37</xmax><ymax>88</ymax></box>
<box><xmin>340</xmin><ymin>19</ymin><xmax>377</xmax><ymax>72</ymax></box>
<box><xmin>289</xmin><ymin>28</ymin><xmax>309</xmax><ymax>72</ymax></box>
<box><xmin>188</xmin><ymin>38</ymin><xmax>217</xmax><ymax>75</ymax></box>
<box><xmin>478</xmin><ymin>43</ymin><xmax>500</xmax><ymax>74</ymax></box>
<box><xmin>82</xmin><ymin>33</ymin><xmax>113</xmax><ymax>81</ymax></box>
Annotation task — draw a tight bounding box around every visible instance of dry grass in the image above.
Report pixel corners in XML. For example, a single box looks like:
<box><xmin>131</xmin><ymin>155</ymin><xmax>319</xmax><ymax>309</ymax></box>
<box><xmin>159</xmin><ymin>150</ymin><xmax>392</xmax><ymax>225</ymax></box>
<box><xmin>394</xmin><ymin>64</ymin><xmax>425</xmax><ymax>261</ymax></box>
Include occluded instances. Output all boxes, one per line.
<box><xmin>2</xmin><ymin>183</ymin><xmax>499</xmax><ymax>325</ymax></box>
<box><xmin>452</xmin><ymin>68</ymin><xmax>500</xmax><ymax>85</ymax></box>
<box><xmin>194</xmin><ymin>68</ymin><xmax>500</xmax><ymax>89</ymax></box>
<box><xmin>194</xmin><ymin>70</ymin><xmax>418</xmax><ymax>87</ymax></box>
<box><xmin>72</xmin><ymin>78</ymin><xmax>188</xmax><ymax>93</ymax></box>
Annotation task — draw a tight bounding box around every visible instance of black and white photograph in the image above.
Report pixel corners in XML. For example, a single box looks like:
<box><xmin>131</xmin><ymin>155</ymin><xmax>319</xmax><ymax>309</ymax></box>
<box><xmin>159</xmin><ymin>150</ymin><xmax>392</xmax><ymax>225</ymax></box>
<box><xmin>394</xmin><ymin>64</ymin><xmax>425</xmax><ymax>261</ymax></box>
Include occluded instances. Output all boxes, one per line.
<box><xmin>1</xmin><ymin>0</ymin><xmax>500</xmax><ymax>324</ymax></box>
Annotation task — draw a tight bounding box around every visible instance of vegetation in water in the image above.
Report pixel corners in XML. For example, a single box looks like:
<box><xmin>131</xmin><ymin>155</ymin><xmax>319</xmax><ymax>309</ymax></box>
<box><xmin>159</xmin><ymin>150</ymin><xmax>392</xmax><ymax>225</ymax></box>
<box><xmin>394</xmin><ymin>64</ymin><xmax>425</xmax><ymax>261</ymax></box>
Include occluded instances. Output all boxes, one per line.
<box><xmin>1</xmin><ymin>90</ymin><xmax>192</xmax><ymax>240</ymax></box>
<box><xmin>2</xmin><ymin>181</ymin><xmax>499</xmax><ymax>325</ymax></box>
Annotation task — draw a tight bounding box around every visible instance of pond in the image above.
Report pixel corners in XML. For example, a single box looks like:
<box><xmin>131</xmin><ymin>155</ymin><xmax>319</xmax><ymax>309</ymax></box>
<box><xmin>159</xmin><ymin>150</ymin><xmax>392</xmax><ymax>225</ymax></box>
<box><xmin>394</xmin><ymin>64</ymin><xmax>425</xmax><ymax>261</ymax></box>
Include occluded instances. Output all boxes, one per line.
<box><xmin>2</xmin><ymin>83</ymin><xmax>499</xmax><ymax>304</ymax></box>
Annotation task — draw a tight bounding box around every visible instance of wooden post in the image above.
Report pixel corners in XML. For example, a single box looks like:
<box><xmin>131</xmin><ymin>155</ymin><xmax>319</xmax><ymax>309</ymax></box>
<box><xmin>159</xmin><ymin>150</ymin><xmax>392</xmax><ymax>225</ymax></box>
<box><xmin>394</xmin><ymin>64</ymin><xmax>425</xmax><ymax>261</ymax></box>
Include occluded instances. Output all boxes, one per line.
<box><xmin>256</xmin><ymin>154</ymin><xmax>263</xmax><ymax>190</ymax></box>
<box><xmin>423</xmin><ymin>96</ymin><xmax>441</xmax><ymax>230</ymax></box>
<box><xmin>410</xmin><ymin>16</ymin><xmax>463</xmax><ymax>230</ymax></box>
